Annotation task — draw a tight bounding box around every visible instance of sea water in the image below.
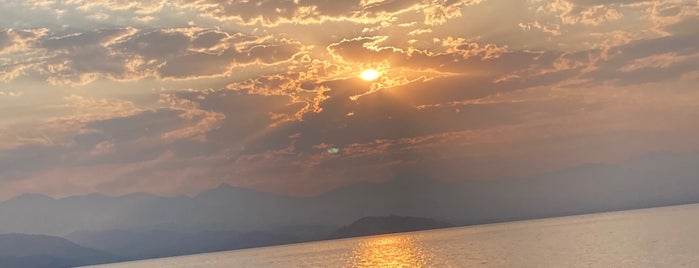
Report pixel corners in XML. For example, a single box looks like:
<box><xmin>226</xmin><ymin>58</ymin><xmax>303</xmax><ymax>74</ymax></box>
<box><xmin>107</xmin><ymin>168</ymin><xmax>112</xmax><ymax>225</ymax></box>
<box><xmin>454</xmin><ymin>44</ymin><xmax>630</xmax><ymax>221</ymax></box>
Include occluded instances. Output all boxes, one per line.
<box><xmin>85</xmin><ymin>203</ymin><xmax>699</xmax><ymax>267</ymax></box>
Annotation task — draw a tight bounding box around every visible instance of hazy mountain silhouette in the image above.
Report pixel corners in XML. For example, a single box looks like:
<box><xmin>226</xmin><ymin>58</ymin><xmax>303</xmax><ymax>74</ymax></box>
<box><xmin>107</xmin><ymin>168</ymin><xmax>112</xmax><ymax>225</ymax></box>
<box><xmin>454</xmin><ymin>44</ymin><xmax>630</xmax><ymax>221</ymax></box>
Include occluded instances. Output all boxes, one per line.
<box><xmin>0</xmin><ymin>233</ymin><xmax>122</xmax><ymax>268</ymax></box>
<box><xmin>65</xmin><ymin>216</ymin><xmax>451</xmax><ymax>261</ymax></box>
<box><xmin>0</xmin><ymin>151</ymin><xmax>698</xmax><ymax>264</ymax></box>
<box><xmin>66</xmin><ymin>226</ymin><xmax>334</xmax><ymax>261</ymax></box>
<box><xmin>330</xmin><ymin>216</ymin><xmax>452</xmax><ymax>239</ymax></box>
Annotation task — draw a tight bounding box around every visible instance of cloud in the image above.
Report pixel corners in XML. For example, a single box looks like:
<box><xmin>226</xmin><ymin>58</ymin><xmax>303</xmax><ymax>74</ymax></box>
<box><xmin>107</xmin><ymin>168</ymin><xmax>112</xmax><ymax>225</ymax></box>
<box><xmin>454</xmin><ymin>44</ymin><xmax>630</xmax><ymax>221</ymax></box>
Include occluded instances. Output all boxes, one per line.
<box><xmin>518</xmin><ymin>21</ymin><xmax>562</xmax><ymax>36</ymax></box>
<box><xmin>157</xmin><ymin>93</ymin><xmax>226</xmax><ymax>142</ymax></box>
<box><xmin>530</xmin><ymin>0</ymin><xmax>626</xmax><ymax>26</ymax></box>
<box><xmin>39</xmin><ymin>28</ymin><xmax>140</xmax><ymax>85</ymax></box>
<box><xmin>158</xmin><ymin>38</ymin><xmax>304</xmax><ymax>79</ymax></box>
<box><xmin>6</xmin><ymin>0</ymin><xmax>486</xmax><ymax>29</ymax></box>
<box><xmin>0</xmin><ymin>94</ymin><xmax>142</xmax><ymax>151</ymax></box>
<box><xmin>1</xmin><ymin>0</ymin><xmax>698</xmax><ymax>199</ymax></box>
<box><xmin>215</xmin><ymin>26</ymin><xmax>699</xmax><ymax>185</ymax></box>
<box><xmin>90</xmin><ymin>139</ymin><xmax>116</xmax><ymax>156</ymax></box>
<box><xmin>0</xmin><ymin>91</ymin><xmax>22</xmax><ymax>97</ymax></box>
<box><xmin>66</xmin><ymin>0</ymin><xmax>166</xmax><ymax>14</ymax></box>
<box><xmin>116</xmin><ymin>29</ymin><xmax>192</xmax><ymax>60</ymax></box>
<box><xmin>580</xmin><ymin>34</ymin><xmax>699</xmax><ymax>85</ymax></box>
<box><xmin>326</xmin><ymin>35</ymin><xmax>512</xmax><ymax>75</ymax></box>
<box><xmin>0</xmin><ymin>64</ymin><xmax>29</xmax><ymax>82</ymax></box>
<box><xmin>0</xmin><ymin>90</ymin><xmax>232</xmax><ymax>196</ymax></box>
<box><xmin>183</xmin><ymin>0</ymin><xmax>363</xmax><ymax>25</ymax></box>
<box><xmin>0</xmin><ymin>28</ymin><xmax>47</xmax><ymax>82</ymax></box>
<box><xmin>5</xmin><ymin>25</ymin><xmax>682</xmax><ymax>185</ymax></box>
<box><xmin>176</xmin><ymin>0</ymin><xmax>483</xmax><ymax>27</ymax></box>
<box><xmin>423</xmin><ymin>0</ymin><xmax>484</xmax><ymax>25</ymax></box>
<box><xmin>0</xmin><ymin>28</ymin><xmax>47</xmax><ymax>55</ymax></box>
<box><xmin>646</xmin><ymin>0</ymin><xmax>699</xmax><ymax>35</ymax></box>
<box><xmin>1</xmin><ymin>27</ymin><xmax>304</xmax><ymax>84</ymax></box>
<box><xmin>166</xmin><ymin>74</ymin><xmax>698</xmax><ymax>196</ymax></box>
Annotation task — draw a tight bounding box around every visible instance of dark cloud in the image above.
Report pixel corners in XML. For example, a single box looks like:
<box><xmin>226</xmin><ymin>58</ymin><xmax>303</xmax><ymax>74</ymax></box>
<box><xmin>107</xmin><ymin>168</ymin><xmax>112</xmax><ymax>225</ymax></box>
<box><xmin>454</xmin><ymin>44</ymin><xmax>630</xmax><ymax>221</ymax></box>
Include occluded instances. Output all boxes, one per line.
<box><xmin>116</xmin><ymin>30</ymin><xmax>191</xmax><ymax>60</ymax></box>
<box><xmin>157</xmin><ymin>50</ymin><xmax>240</xmax><ymax>79</ymax></box>
<box><xmin>2</xmin><ymin>27</ymin><xmax>304</xmax><ymax>83</ymax></box>
<box><xmin>190</xmin><ymin>0</ymin><xmax>362</xmax><ymax>24</ymax></box>
<box><xmin>180</xmin><ymin>0</ymin><xmax>482</xmax><ymax>26</ymax></box>
<box><xmin>190</xmin><ymin>31</ymin><xmax>228</xmax><ymax>49</ymax></box>
<box><xmin>664</xmin><ymin>17</ymin><xmax>699</xmax><ymax>35</ymax></box>
<box><xmin>41</xmin><ymin>28</ymin><xmax>135</xmax><ymax>84</ymax></box>
<box><xmin>0</xmin><ymin>30</ymin><xmax>12</xmax><ymax>51</ymax></box>
<box><xmin>580</xmin><ymin>34</ymin><xmax>699</xmax><ymax>85</ymax></box>
<box><xmin>158</xmin><ymin>41</ymin><xmax>302</xmax><ymax>79</ymax></box>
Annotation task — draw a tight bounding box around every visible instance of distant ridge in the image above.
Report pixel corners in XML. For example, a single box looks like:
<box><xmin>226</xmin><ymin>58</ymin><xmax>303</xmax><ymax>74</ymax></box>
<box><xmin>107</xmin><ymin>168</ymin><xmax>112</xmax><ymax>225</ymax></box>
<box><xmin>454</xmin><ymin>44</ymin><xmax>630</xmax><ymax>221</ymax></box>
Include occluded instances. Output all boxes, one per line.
<box><xmin>330</xmin><ymin>215</ymin><xmax>452</xmax><ymax>239</ymax></box>
<box><xmin>0</xmin><ymin>233</ymin><xmax>122</xmax><ymax>268</ymax></box>
<box><xmin>66</xmin><ymin>228</ymin><xmax>324</xmax><ymax>261</ymax></box>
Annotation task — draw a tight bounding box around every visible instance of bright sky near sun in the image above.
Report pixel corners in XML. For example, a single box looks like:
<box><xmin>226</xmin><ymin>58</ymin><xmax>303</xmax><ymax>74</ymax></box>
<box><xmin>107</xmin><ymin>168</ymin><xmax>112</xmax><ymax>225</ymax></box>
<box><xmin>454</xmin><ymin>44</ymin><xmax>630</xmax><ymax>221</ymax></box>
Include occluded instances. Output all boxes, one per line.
<box><xmin>0</xmin><ymin>0</ymin><xmax>698</xmax><ymax>199</ymax></box>
<box><xmin>360</xmin><ymin>69</ymin><xmax>380</xmax><ymax>81</ymax></box>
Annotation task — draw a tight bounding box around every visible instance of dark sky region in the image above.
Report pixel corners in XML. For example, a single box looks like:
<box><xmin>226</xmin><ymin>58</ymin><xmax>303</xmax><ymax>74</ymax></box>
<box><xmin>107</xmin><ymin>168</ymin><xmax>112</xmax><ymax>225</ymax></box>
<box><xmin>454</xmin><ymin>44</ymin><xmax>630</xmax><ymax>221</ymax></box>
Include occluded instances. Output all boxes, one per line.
<box><xmin>0</xmin><ymin>0</ymin><xmax>698</xmax><ymax>200</ymax></box>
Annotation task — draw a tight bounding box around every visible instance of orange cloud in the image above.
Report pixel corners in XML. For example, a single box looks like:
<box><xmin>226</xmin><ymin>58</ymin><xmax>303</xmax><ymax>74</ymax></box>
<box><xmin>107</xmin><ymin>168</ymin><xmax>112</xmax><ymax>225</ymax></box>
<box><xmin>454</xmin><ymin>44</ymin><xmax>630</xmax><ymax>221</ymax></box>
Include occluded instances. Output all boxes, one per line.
<box><xmin>1</xmin><ymin>27</ymin><xmax>305</xmax><ymax>84</ymax></box>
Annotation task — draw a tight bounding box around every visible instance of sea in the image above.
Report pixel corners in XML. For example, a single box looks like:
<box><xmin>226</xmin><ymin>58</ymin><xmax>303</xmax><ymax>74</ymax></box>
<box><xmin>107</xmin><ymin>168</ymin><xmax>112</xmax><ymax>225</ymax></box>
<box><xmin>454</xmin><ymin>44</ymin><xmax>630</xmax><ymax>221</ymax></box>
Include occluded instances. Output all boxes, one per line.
<box><xmin>85</xmin><ymin>203</ymin><xmax>699</xmax><ymax>267</ymax></box>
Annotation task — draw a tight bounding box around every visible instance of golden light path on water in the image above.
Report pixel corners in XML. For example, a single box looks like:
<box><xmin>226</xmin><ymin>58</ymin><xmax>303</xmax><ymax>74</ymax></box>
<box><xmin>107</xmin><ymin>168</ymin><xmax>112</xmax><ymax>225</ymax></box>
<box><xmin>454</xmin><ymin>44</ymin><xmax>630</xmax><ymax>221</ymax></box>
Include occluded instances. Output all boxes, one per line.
<box><xmin>348</xmin><ymin>235</ymin><xmax>432</xmax><ymax>267</ymax></box>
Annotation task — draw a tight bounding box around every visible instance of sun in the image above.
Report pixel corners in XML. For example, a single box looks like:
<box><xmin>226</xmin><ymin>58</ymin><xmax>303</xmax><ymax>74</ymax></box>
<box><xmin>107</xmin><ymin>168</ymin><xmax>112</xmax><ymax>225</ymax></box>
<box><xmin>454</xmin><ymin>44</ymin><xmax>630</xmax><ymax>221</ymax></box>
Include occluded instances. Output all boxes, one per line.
<box><xmin>360</xmin><ymin>69</ymin><xmax>380</xmax><ymax>81</ymax></box>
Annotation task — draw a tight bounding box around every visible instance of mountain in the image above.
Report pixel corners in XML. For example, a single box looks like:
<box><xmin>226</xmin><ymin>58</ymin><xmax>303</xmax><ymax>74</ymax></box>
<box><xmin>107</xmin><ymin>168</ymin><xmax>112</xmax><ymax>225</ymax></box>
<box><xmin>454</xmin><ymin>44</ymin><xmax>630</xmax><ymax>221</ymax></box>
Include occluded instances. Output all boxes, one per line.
<box><xmin>0</xmin><ymin>233</ymin><xmax>122</xmax><ymax>268</ymax></box>
<box><xmin>0</xmin><ymin>152</ymin><xmax>697</xmax><ymax>261</ymax></box>
<box><xmin>66</xmin><ymin>227</ymin><xmax>334</xmax><ymax>260</ymax></box>
<box><xmin>330</xmin><ymin>216</ymin><xmax>452</xmax><ymax>239</ymax></box>
<box><xmin>0</xmin><ymin>185</ymin><xmax>304</xmax><ymax>236</ymax></box>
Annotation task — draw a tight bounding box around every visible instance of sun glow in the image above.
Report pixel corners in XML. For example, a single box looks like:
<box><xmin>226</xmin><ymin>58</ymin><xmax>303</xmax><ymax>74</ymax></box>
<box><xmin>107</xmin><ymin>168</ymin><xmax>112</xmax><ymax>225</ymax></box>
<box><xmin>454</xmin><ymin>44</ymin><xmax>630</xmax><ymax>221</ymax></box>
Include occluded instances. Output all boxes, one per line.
<box><xmin>360</xmin><ymin>69</ymin><xmax>380</xmax><ymax>81</ymax></box>
<box><xmin>350</xmin><ymin>235</ymin><xmax>428</xmax><ymax>267</ymax></box>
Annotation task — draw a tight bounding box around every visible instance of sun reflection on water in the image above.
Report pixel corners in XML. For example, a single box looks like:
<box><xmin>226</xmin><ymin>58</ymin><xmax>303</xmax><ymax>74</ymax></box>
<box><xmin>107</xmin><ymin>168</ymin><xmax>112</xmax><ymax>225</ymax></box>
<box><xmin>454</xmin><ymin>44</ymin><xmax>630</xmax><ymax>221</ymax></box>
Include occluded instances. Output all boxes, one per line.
<box><xmin>348</xmin><ymin>235</ymin><xmax>432</xmax><ymax>267</ymax></box>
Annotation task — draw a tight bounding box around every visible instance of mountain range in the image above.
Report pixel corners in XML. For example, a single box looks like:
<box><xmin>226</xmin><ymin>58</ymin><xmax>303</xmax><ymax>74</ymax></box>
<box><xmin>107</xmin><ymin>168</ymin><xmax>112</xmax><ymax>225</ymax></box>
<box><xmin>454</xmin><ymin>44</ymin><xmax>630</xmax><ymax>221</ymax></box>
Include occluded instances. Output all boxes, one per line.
<box><xmin>0</xmin><ymin>233</ymin><xmax>122</xmax><ymax>268</ymax></box>
<box><xmin>1</xmin><ymin>151</ymin><xmax>698</xmax><ymax>265</ymax></box>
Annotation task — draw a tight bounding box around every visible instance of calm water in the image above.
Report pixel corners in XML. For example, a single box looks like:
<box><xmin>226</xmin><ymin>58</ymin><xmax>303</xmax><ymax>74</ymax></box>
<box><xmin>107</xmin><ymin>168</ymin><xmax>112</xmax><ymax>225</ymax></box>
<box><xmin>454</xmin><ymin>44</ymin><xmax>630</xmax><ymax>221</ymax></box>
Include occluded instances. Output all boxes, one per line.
<box><xmin>87</xmin><ymin>204</ymin><xmax>699</xmax><ymax>267</ymax></box>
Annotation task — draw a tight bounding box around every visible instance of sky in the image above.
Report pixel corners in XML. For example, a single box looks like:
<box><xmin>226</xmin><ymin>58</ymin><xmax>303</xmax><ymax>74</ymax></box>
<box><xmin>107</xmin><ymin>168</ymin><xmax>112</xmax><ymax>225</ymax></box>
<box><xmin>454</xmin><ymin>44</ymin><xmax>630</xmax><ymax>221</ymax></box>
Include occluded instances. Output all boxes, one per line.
<box><xmin>0</xmin><ymin>0</ymin><xmax>697</xmax><ymax>200</ymax></box>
